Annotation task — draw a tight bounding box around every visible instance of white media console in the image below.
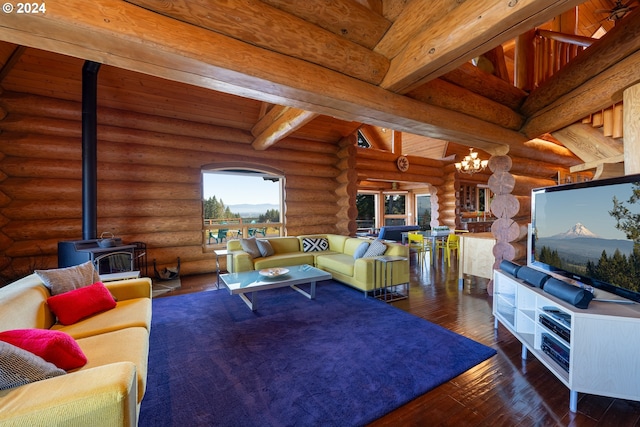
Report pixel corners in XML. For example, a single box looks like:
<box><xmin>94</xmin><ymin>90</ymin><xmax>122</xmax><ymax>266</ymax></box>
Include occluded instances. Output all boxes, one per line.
<box><xmin>493</xmin><ymin>269</ymin><xmax>640</xmax><ymax>412</ymax></box>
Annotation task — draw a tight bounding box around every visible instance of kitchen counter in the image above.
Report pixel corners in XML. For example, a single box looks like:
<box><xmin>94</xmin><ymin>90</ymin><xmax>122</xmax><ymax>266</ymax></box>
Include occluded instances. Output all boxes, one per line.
<box><xmin>458</xmin><ymin>232</ymin><xmax>496</xmax><ymax>286</ymax></box>
<box><xmin>460</xmin><ymin>219</ymin><xmax>494</xmax><ymax>233</ymax></box>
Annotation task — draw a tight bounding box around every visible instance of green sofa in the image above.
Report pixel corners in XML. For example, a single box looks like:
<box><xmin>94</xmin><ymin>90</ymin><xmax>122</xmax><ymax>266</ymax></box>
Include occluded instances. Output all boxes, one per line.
<box><xmin>226</xmin><ymin>234</ymin><xmax>410</xmax><ymax>295</ymax></box>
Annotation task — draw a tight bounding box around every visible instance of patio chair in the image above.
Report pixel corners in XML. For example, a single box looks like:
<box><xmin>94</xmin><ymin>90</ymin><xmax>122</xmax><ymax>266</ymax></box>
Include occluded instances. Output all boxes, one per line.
<box><xmin>218</xmin><ymin>229</ymin><xmax>229</xmax><ymax>242</ymax></box>
<box><xmin>209</xmin><ymin>229</ymin><xmax>228</xmax><ymax>244</ymax></box>
<box><xmin>249</xmin><ymin>227</ymin><xmax>266</xmax><ymax>237</ymax></box>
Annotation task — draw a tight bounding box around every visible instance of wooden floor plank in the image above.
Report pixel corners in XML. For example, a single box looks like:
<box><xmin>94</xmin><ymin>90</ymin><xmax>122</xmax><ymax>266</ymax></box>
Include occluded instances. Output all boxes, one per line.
<box><xmin>167</xmin><ymin>255</ymin><xmax>640</xmax><ymax>426</ymax></box>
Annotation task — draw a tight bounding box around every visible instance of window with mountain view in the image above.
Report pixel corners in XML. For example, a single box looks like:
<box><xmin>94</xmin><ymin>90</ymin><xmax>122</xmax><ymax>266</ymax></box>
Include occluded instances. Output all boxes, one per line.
<box><xmin>202</xmin><ymin>171</ymin><xmax>283</xmax><ymax>249</ymax></box>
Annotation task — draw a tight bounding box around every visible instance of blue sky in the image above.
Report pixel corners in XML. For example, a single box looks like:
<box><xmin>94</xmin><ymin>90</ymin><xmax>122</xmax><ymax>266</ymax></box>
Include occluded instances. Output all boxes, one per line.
<box><xmin>202</xmin><ymin>173</ymin><xmax>280</xmax><ymax>205</ymax></box>
<box><xmin>534</xmin><ymin>183</ymin><xmax>638</xmax><ymax>239</ymax></box>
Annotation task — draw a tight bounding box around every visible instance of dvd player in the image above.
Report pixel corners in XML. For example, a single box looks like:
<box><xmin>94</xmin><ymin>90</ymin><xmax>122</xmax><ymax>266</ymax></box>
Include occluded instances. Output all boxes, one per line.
<box><xmin>539</xmin><ymin>314</ymin><xmax>571</xmax><ymax>343</ymax></box>
<box><xmin>541</xmin><ymin>333</ymin><xmax>570</xmax><ymax>373</ymax></box>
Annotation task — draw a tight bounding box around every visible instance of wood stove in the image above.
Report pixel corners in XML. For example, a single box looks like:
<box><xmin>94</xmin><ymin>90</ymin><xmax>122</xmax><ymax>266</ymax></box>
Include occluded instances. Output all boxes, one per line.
<box><xmin>58</xmin><ymin>239</ymin><xmax>136</xmax><ymax>275</ymax></box>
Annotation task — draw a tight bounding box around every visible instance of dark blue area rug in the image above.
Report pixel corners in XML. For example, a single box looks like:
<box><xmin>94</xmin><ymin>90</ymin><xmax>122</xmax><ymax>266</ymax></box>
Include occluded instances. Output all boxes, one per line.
<box><xmin>139</xmin><ymin>281</ymin><xmax>496</xmax><ymax>427</ymax></box>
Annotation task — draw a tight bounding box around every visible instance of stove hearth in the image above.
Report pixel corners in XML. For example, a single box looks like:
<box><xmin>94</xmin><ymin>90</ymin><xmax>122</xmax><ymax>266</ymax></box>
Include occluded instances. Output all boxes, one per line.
<box><xmin>58</xmin><ymin>239</ymin><xmax>136</xmax><ymax>276</ymax></box>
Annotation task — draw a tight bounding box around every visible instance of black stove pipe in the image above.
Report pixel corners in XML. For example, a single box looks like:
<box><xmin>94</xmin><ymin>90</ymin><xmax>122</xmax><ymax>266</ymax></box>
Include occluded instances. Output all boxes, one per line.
<box><xmin>82</xmin><ymin>61</ymin><xmax>101</xmax><ymax>241</ymax></box>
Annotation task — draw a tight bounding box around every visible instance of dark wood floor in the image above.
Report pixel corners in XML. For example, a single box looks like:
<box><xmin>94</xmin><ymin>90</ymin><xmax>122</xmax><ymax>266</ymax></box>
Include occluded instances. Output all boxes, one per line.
<box><xmin>160</xmin><ymin>255</ymin><xmax>640</xmax><ymax>426</ymax></box>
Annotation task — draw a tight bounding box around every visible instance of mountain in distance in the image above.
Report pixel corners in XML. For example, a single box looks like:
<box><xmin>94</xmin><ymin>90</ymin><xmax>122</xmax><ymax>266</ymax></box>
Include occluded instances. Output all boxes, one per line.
<box><xmin>538</xmin><ymin>222</ymin><xmax>633</xmax><ymax>264</ymax></box>
<box><xmin>228</xmin><ymin>203</ymin><xmax>279</xmax><ymax>216</ymax></box>
<box><xmin>550</xmin><ymin>222</ymin><xmax>599</xmax><ymax>239</ymax></box>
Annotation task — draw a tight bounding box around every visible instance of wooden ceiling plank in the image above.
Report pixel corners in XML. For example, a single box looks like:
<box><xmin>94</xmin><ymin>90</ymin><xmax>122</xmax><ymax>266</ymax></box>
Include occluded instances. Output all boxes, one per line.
<box><xmin>521</xmin><ymin>7</ymin><xmax>640</xmax><ymax>116</ymax></box>
<box><xmin>521</xmin><ymin>49</ymin><xmax>640</xmax><ymax>138</ymax></box>
<box><xmin>260</xmin><ymin>0</ymin><xmax>391</xmax><ymax>50</ymax></box>
<box><xmin>251</xmin><ymin>107</ymin><xmax>318</xmax><ymax>150</ymax></box>
<box><xmin>124</xmin><ymin>0</ymin><xmax>389</xmax><ymax>85</ymax></box>
<box><xmin>380</xmin><ymin>0</ymin><xmax>585</xmax><ymax>94</ymax></box>
<box><xmin>374</xmin><ymin>0</ymin><xmax>465</xmax><ymax>58</ymax></box>
<box><xmin>552</xmin><ymin>123</ymin><xmax>623</xmax><ymax>163</ymax></box>
<box><xmin>0</xmin><ymin>1</ymin><xmax>521</xmax><ymax>152</ymax></box>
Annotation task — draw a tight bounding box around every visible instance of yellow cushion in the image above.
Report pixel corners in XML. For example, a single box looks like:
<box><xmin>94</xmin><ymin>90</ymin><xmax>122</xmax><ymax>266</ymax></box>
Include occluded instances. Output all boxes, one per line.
<box><xmin>316</xmin><ymin>254</ymin><xmax>355</xmax><ymax>276</ymax></box>
<box><xmin>0</xmin><ymin>274</ymin><xmax>55</xmax><ymax>331</ymax></box>
<box><xmin>253</xmin><ymin>254</ymin><xmax>315</xmax><ymax>270</ymax></box>
<box><xmin>343</xmin><ymin>238</ymin><xmax>367</xmax><ymax>256</ymax></box>
<box><xmin>51</xmin><ymin>298</ymin><xmax>152</xmax><ymax>339</ymax></box>
<box><xmin>266</xmin><ymin>237</ymin><xmax>301</xmax><ymax>254</ymax></box>
<box><xmin>75</xmin><ymin>327</ymin><xmax>149</xmax><ymax>403</ymax></box>
<box><xmin>105</xmin><ymin>278</ymin><xmax>152</xmax><ymax>301</ymax></box>
<box><xmin>0</xmin><ymin>362</ymin><xmax>137</xmax><ymax>426</ymax></box>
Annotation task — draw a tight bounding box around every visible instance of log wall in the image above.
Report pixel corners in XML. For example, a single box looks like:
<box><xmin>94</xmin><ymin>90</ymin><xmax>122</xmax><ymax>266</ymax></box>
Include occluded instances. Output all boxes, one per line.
<box><xmin>0</xmin><ymin>90</ymin><xmax>341</xmax><ymax>280</ymax></box>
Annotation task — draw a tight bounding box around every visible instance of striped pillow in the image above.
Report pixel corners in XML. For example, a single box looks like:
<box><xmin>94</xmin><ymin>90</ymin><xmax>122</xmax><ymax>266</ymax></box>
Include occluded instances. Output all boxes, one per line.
<box><xmin>0</xmin><ymin>342</ymin><xmax>65</xmax><ymax>390</ymax></box>
<box><xmin>363</xmin><ymin>240</ymin><xmax>387</xmax><ymax>257</ymax></box>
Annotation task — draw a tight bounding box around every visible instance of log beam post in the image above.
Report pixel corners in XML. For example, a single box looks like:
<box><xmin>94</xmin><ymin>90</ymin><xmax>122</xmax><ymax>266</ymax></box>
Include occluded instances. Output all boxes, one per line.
<box><xmin>623</xmin><ymin>84</ymin><xmax>640</xmax><ymax>174</ymax></box>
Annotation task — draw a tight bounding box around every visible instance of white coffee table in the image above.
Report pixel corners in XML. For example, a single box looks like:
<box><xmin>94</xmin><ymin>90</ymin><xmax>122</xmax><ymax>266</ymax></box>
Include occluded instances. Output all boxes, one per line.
<box><xmin>219</xmin><ymin>264</ymin><xmax>331</xmax><ymax>311</ymax></box>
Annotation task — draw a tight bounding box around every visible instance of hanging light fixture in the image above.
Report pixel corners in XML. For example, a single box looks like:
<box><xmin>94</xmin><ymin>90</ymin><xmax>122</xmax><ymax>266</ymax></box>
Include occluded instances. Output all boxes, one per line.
<box><xmin>455</xmin><ymin>148</ymin><xmax>489</xmax><ymax>174</ymax></box>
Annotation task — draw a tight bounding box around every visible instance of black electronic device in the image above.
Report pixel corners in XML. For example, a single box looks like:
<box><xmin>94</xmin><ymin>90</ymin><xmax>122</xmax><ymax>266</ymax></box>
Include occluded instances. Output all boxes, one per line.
<box><xmin>499</xmin><ymin>260</ymin><xmax>521</xmax><ymax>277</ymax></box>
<box><xmin>516</xmin><ymin>265</ymin><xmax>550</xmax><ymax>288</ymax></box>
<box><xmin>530</xmin><ymin>172</ymin><xmax>640</xmax><ymax>303</ymax></box>
<box><xmin>541</xmin><ymin>333</ymin><xmax>570</xmax><ymax>373</ymax></box>
<box><xmin>544</xmin><ymin>278</ymin><xmax>594</xmax><ymax>309</ymax></box>
<box><xmin>539</xmin><ymin>313</ymin><xmax>571</xmax><ymax>343</ymax></box>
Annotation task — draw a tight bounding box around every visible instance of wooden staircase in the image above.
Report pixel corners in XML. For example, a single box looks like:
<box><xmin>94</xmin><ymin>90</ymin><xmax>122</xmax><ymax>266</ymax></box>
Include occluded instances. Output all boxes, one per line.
<box><xmin>530</xmin><ymin>29</ymin><xmax>625</xmax><ymax>179</ymax></box>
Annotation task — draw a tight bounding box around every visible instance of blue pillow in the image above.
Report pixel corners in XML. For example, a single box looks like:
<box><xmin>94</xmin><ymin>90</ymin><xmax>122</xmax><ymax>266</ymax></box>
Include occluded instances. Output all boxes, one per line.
<box><xmin>353</xmin><ymin>241</ymin><xmax>370</xmax><ymax>259</ymax></box>
<box><xmin>256</xmin><ymin>239</ymin><xmax>274</xmax><ymax>257</ymax></box>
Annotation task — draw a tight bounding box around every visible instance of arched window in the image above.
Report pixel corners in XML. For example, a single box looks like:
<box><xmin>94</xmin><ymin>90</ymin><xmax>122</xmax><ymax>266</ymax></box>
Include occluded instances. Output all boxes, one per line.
<box><xmin>201</xmin><ymin>168</ymin><xmax>284</xmax><ymax>250</ymax></box>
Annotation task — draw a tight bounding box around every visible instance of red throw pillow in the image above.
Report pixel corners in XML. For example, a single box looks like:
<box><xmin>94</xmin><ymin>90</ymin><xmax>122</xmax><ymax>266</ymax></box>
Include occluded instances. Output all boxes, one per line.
<box><xmin>47</xmin><ymin>281</ymin><xmax>117</xmax><ymax>326</ymax></box>
<box><xmin>0</xmin><ymin>329</ymin><xmax>87</xmax><ymax>370</ymax></box>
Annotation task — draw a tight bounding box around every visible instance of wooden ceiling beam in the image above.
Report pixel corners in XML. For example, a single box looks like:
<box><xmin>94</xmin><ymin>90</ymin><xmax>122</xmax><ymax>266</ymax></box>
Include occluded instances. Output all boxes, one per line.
<box><xmin>0</xmin><ymin>0</ymin><xmax>522</xmax><ymax>152</ymax></box>
<box><xmin>0</xmin><ymin>44</ymin><xmax>25</xmax><ymax>83</ymax></box>
<box><xmin>380</xmin><ymin>0</ymin><xmax>585</xmax><ymax>94</ymax></box>
<box><xmin>260</xmin><ymin>0</ymin><xmax>391</xmax><ymax>50</ymax></box>
<box><xmin>569</xmin><ymin>154</ymin><xmax>625</xmax><ymax>174</ymax></box>
<box><xmin>251</xmin><ymin>107</ymin><xmax>318</xmax><ymax>150</ymax></box>
<box><xmin>373</xmin><ymin>0</ymin><xmax>465</xmax><ymax>58</ymax></box>
<box><xmin>408</xmin><ymin>78</ymin><xmax>525</xmax><ymax>130</ymax></box>
<box><xmin>441</xmin><ymin>62</ymin><xmax>527</xmax><ymax>111</ymax></box>
<box><xmin>124</xmin><ymin>0</ymin><xmax>389</xmax><ymax>85</ymax></box>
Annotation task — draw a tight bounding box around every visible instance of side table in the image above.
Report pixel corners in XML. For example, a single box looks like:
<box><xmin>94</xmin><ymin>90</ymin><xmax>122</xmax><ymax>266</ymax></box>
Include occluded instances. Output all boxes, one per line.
<box><xmin>214</xmin><ymin>249</ymin><xmax>228</xmax><ymax>289</ymax></box>
<box><xmin>373</xmin><ymin>255</ymin><xmax>408</xmax><ymax>302</ymax></box>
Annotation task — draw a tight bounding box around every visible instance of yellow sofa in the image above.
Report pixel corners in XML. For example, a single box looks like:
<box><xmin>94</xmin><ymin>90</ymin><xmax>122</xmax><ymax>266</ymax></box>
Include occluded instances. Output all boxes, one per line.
<box><xmin>227</xmin><ymin>234</ymin><xmax>410</xmax><ymax>295</ymax></box>
<box><xmin>0</xmin><ymin>273</ymin><xmax>152</xmax><ymax>427</ymax></box>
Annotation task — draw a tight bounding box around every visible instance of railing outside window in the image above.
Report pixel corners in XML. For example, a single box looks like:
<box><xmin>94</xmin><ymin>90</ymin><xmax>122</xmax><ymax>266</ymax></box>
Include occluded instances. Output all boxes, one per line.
<box><xmin>203</xmin><ymin>218</ymin><xmax>283</xmax><ymax>249</ymax></box>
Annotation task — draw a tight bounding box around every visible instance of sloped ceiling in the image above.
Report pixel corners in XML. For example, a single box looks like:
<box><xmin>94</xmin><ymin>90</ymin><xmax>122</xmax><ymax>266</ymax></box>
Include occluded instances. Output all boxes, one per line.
<box><xmin>0</xmin><ymin>0</ymin><xmax>639</xmax><ymax>164</ymax></box>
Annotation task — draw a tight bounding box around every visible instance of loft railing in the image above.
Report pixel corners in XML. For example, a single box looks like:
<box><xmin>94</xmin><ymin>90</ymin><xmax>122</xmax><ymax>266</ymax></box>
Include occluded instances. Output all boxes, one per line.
<box><xmin>529</xmin><ymin>29</ymin><xmax>623</xmax><ymax>140</ymax></box>
<box><xmin>532</xmin><ymin>29</ymin><xmax>594</xmax><ymax>88</ymax></box>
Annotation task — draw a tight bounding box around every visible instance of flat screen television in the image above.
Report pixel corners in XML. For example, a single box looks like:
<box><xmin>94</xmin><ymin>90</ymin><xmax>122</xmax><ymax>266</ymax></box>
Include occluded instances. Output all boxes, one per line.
<box><xmin>530</xmin><ymin>173</ymin><xmax>640</xmax><ymax>303</ymax></box>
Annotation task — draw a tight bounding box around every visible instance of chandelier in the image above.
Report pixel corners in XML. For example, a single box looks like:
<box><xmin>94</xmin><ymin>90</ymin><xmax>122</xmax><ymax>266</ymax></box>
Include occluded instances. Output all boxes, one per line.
<box><xmin>455</xmin><ymin>148</ymin><xmax>488</xmax><ymax>174</ymax></box>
